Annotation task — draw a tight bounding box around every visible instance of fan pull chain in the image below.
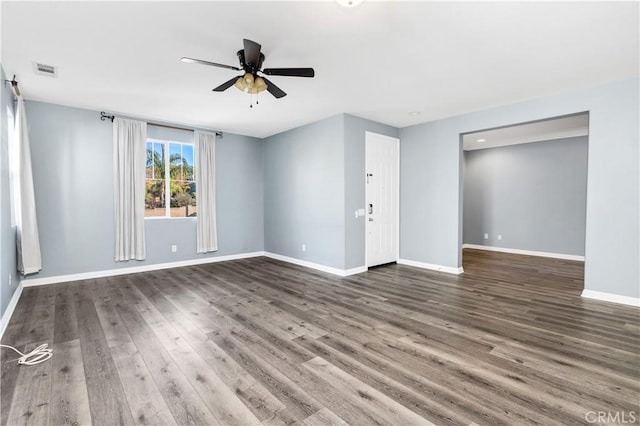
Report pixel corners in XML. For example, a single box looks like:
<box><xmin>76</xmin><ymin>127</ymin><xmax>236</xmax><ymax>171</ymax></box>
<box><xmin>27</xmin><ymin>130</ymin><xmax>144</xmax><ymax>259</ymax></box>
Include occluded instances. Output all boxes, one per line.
<box><xmin>248</xmin><ymin>93</ymin><xmax>261</xmax><ymax>108</ymax></box>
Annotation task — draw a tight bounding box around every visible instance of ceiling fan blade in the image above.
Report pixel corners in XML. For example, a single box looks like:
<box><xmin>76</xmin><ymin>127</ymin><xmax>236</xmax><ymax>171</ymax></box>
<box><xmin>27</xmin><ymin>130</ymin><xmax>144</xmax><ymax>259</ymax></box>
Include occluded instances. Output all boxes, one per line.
<box><xmin>181</xmin><ymin>57</ymin><xmax>240</xmax><ymax>71</ymax></box>
<box><xmin>261</xmin><ymin>77</ymin><xmax>287</xmax><ymax>98</ymax></box>
<box><xmin>262</xmin><ymin>68</ymin><xmax>315</xmax><ymax>78</ymax></box>
<box><xmin>212</xmin><ymin>76</ymin><xmax>240</xmax><ymax>92</ymax></box>
<box><xmin>243</xmin><ymin>39</ymin><xmax>262</xmax><ymax>66</ymax></box>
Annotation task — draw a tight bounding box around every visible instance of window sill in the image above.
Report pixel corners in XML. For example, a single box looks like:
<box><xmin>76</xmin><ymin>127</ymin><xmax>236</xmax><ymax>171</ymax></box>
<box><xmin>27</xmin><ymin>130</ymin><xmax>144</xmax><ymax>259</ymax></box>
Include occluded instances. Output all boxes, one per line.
<box><xmin>144</xmin><ymin>216</ymin><xmax>197</xmax><ymax>220</ymax></box>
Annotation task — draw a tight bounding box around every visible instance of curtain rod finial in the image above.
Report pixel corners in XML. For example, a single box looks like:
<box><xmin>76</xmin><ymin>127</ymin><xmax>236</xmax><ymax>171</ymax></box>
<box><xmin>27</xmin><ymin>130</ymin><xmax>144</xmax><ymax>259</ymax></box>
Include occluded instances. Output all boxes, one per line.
<box><xmin>100</xmin><ymin>111</ymin><xmax>115</xmax><ymax>122</ymax></box>
<box><xmin>4</xmin><ymin>75</ymin><xmax>21</xmax><ymax>96</ymax></box>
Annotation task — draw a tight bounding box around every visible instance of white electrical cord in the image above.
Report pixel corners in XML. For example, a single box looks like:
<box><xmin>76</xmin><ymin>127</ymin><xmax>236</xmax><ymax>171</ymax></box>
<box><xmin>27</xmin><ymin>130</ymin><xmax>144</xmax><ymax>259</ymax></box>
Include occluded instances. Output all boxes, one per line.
<box><xmin>0</xmin><ymin>344</ymin><xmax>53</xmax><ymax>365</ymax></box>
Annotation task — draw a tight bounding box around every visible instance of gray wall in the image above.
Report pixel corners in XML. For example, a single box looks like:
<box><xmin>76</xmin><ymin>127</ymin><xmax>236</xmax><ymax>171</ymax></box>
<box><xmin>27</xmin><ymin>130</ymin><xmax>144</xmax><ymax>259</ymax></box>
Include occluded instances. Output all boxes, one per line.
<box><xmin>343</xmin><ymin>114</ymin><xmax>399</xmax><ymax>269</ymax></box>
<box><xmin>463</xmin><ymin>137</ymin><xmax>588</xmax><ymax>255</ymax></box>
<box><xmin>1</xmin><ymin>66</ymin><xmax>18</xmax><ymax>317</ymax></box>
<box><xmin>400</xmin><ymin>78</ymin><xmax>639</xmax><ymax>299</ymax></box>
<box><xmin>21</xmin><ymin>101</ymin><xmax>263</xmax><ymax>280</ymax></box>
<box><xmin>5</xmin><ymin>78</ymin><xmax>638</xmax><ymax>302</ymax></box>
<box><xmin>401</xmin><ymin>121</ymin><xmax>461</xmax><ymax>268</ymax></box>
<box><xmin>263</xmin><ymin>113</ymin><xmax>399</xmax><ymax>271</ymax></box>
<box><xmin>263</xmin><ymin>115</ymin><xmax>345</xmax><ymax>269</ymax></box>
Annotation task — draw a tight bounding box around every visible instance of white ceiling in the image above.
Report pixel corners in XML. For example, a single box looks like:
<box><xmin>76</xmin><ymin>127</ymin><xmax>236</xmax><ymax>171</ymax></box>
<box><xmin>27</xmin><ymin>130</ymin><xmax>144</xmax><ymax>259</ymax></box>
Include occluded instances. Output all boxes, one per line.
<box><xmin>1</xmin><ymin>1</ymin><xmax>638</xmax><ymax>138</ymax></box>
<box><xmin>462</xmin><ymin>113</ymin><xmax>589</xmax><ymax>151</ymax></box>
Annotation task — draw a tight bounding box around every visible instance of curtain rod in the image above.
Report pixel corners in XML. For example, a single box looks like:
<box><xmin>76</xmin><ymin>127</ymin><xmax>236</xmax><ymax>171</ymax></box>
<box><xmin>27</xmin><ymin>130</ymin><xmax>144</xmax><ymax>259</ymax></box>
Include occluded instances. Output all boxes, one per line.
<box><xmin>100</xmin><ymin>111</ymin><xmax>223</xmax><ymax>138</ymax></box>
<box><xmin>4</xmin><ymin>75</ymin><xmax>21</xmax><ymax>97</ymax></box>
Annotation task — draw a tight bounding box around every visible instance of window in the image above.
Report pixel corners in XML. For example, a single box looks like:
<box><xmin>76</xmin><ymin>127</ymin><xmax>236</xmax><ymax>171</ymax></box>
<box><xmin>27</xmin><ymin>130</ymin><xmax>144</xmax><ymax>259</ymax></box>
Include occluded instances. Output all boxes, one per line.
<box><xmin>145</xmin><ymin>139</ymin><xmax>196</xmax><ymax>218</ymax></box>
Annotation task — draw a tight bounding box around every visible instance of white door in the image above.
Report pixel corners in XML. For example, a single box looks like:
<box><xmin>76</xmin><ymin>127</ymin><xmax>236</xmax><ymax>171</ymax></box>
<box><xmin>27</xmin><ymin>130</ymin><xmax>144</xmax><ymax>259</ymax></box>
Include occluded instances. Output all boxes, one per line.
<box><xmin>365</xmin><ymin>132</ymin><xmax>399</xmax><ymax>267</ymax></box>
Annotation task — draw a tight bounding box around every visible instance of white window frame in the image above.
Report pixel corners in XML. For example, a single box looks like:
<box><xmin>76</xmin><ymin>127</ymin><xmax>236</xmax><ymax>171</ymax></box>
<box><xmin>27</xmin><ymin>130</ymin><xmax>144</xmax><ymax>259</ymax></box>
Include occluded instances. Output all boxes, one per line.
<box><xmin>145</xmin><ymin>138</ymin><xmax>196</xmax><ymax>220</ymax></box>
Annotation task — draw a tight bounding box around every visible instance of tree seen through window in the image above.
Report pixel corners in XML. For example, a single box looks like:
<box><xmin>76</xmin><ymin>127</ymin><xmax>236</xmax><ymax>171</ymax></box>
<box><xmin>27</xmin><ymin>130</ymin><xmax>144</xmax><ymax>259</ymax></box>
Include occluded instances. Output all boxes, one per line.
<box><xmin>145</xmin><ymin>140</ymin><xmax>196</xmax><ymax>218</ymax></box>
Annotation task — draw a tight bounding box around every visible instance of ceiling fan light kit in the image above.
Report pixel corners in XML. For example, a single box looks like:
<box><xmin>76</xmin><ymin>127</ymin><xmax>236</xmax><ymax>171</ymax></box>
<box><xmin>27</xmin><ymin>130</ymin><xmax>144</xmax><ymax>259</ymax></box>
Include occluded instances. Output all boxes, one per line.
<box><xmin>250</xmin><ymin>76</ymin><xmax>268</xmax><ymax>94</ymax></box>
<box><xmin>183</xmin><ymin>38</ymin><xmax>315</xmax><ymax>108</ymax></box>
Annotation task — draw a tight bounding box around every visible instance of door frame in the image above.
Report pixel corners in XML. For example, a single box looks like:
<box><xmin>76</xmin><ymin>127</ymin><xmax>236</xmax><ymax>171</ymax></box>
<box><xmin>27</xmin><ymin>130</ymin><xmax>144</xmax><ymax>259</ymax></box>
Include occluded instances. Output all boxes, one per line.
<box><xmin>364</xmin><ymin>131</ymin><xmax>400</xmax><ymax>269</ymax></box>
<box><xmin>458</xmin><ymin>111</ymin><xmax>590</xmax><ymax>275</ymax></box>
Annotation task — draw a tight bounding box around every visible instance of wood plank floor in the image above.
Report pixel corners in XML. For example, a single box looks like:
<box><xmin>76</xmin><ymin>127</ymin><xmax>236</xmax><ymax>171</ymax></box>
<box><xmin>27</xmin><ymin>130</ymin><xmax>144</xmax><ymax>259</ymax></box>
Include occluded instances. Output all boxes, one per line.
<box><xmin>2</xmin><ymin>249</ymin><xmax>639</xmax><ymax>425</ymax></box>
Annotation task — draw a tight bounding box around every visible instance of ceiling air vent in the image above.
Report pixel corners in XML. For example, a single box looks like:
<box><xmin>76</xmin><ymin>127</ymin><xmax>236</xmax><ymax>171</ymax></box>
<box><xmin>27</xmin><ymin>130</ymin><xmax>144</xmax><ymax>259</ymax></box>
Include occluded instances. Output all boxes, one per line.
<box><xmin>33</xmin><ymin>62</ymin><xmax>57</xmax><ymax>77</ymax></box>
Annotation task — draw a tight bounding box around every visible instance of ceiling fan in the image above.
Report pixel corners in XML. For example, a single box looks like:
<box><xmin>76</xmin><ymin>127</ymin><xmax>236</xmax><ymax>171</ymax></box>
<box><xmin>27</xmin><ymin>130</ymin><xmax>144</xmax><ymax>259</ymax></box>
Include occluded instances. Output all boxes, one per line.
<box><xmin>181</xmin><ymin>39</ymin><xmax>315</xmax><ymax>102</ymax></box>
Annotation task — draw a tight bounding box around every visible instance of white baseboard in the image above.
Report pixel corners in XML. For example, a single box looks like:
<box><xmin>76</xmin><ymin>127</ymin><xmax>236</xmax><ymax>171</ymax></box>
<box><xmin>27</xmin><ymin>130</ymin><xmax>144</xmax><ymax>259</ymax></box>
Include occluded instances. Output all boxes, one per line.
<box><xmin>263</xmin><ymin>252</ymin><xmax>366</xmax><ymax>277</ymax></box>
<box><xmin>21</xmin><ymin>251</ymin><xmax>266</xmax><ymax>287</ymax></box>
<box><xmin>0</xmin><ymin>282</ymin><xmax>24</xmax><ymax>340</ymax></box>
<box><xmin>462</xmin><ymin>244</ymin><xmax>585</xmax><ymax>262</ymax></box>
<box><xmin>397</xmin><ymin>259</ymin><xmax>464</xmax><ymax>275</ymax></box>
<box><xmin>581</xmin><ymin>290</ymin><xmax>640</xmax><ymax>307</ymax></box>
<box><xmin>344</xmin><ymin>266</ymin><xmax>368</xmax><ymax>276</ymax></box>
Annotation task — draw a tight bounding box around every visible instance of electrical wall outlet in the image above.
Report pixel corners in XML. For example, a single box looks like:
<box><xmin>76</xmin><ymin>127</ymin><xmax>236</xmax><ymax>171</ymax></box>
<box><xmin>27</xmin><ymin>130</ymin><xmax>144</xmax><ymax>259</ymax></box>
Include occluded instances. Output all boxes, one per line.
<box><xmin>302</xmin><ymin>244</ymin><xmax>306</xmax><ymax>252</ymax></box>
<box><xmin>171</xmin><ymin>245</ymin><xmax>177</xmax><ymax>253</ymax></box>
<box><xmin>8</xmin><ymin>274</ymin><xmax>11</xmax><ymax>288</ymax></box>
<box><xmin>498</xmin><ymin>235</ymin><xmax>502</xmax><ymax>241</ymax></box>
<box><xmin>484</xmin><ymin>233</ymin><xmax>489</xmax><ymax>240</ymax></box>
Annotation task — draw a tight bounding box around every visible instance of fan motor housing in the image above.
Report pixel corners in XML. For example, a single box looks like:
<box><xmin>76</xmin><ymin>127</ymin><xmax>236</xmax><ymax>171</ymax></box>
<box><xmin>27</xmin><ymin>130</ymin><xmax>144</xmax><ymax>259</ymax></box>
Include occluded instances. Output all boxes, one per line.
<box><xmin>237</xmin><ymin>50</ymin><xmax>264</xmax><ymax>72</ymax></box>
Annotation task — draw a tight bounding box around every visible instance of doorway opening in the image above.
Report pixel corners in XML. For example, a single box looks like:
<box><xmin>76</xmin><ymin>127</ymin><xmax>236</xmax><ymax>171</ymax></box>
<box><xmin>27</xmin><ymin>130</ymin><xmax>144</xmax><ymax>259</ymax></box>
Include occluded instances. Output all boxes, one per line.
<box><xmin>460</xmin><ymin>112</ymin><xmax>589</xmax><ymax>289</ymax></box>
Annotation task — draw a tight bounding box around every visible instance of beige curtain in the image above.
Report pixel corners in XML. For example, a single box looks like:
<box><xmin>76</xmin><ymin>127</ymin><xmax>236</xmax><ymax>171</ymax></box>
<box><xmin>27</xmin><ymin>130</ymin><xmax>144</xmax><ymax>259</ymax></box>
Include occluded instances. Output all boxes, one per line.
<box><xmin>13</xmin><ymin>97</ymin><xmax>42</xmax><ymax>275</ymax></box>
<box><xmin>113</xmin><ymin>118</ymin><xmax>147</xmax><ymax>261</ymax></box>
<box><xmin>195</xmin><ymin>131</ymin><xmax>218</xmax><ymax>253</ymax></box>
